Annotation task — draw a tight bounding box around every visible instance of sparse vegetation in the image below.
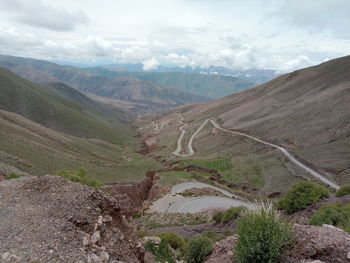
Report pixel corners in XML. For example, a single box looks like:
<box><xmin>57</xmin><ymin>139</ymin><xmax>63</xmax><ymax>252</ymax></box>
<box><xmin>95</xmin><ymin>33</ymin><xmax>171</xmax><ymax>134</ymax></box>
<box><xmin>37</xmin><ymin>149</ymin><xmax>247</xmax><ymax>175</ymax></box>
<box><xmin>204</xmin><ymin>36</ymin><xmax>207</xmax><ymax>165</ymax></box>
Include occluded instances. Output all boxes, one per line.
<box><xmin>212</xmin><ymin>207</ymin><xmax>242</xmax><ymax>223</ymax></box>
<box><xmin>155</xmin><ymin>233</ymin><xmax>186</xmax><ymax>252</ymax></box>
<box><xmin>5</xmin><ymin>173</ymin><xmax>24</xmax><ymax>180</ymax></box>
<box><xmin>222</xmin><ymin>207</ymin><xmax>242</xmax><ymax>222</ymax></box>
<box><xmin>235</xmin><ymin>202</ymin><xmax>292</xmax><ymax>263</ymax></box>
<box><xmin>186</xmin><ymin>237</ymin><xmax>213</xmax><ymax>263</ymax></box>
<box><xmin>177</xmin><ymin>158</ymin><xmax>233</xmax><ymax>172</ymax></box>
<box><xmin>335</xmin><ymin>184</ymin><xmax>350</xmax><ymax>197</ymax></box>
<box><xmin>212</xmin><ymin>211</ymin><xmax>224</xmax><ymax>223</ymax></box>
<box><xmin>56</xmin><ymin>168</ymin><xmax>101</xmax><ymax>188</ymax></box>
<box><xmin>145</xmin><ymin>240</ymin><xmax>176</xmax><ymax>263</ymax></box>
<box><xmin>309</xmin><ymin>203</ymin><xmax>350</xmax><ymax>233</ymax></box>
<box><xmin>278</xmin><ymin>181</ymin><xmax>329</xmax><ymax>213</ymax></box>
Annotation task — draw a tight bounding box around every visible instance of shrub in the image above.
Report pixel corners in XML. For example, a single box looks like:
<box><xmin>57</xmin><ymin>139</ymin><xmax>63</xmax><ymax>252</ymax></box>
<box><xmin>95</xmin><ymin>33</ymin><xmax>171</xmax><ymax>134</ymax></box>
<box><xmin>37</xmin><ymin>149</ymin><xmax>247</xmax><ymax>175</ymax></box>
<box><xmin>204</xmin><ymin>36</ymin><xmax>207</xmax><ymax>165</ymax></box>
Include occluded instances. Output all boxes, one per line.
<box><xmin>144</xmin><ymin>241</ymin><xmax>157</xmax><ymax>254</ymax></box>
<box><xmin>5</xmin><ymin>173</ymin><xmax>24</xmax><ymax>180</ymax></box>
<box><xmin>155</xmin><ymin>240</ymin><xmax>175</xmax><ymax>263</ymax></box>
<box><xmin>56</xmin><ymin>168</ymin><xmax>100</xmax><ymax>188</ymax></box>
<box><xmin>186</xmin><ymin>237</ymin><xmax>213</xmax><ymax>263</ymax></box>
<box><xmin>235</xmin><ymin>201</ymin><xmax>292</xmax><ymax>263</ymax></box>
<box><xmin>156</xmin><ymin>232</ymin><xmax>186</xmax><ymax>252</ymax></box>
<box><xmin>309</xmin><ymin>203</ymin><xmax>350</xmax><ymax>233</ymax></box>
<box><xmin>212</xmin><ymin>211</ymin><xmax>224</xmax><ymax>223</ymax></box>
<box><xmin>278</xmin><ymin>181</ymin><xmax>329</xmax><ymax>213</ymax></box>
<box><xmin>222</xmin><ymin>207</ymin><xmax>242</xmax><ymax>222</ymax></box>
<box><xmin>335</xmin><ymin>184</ymin><xmax>350</xmax><ymax>197</ymax></box>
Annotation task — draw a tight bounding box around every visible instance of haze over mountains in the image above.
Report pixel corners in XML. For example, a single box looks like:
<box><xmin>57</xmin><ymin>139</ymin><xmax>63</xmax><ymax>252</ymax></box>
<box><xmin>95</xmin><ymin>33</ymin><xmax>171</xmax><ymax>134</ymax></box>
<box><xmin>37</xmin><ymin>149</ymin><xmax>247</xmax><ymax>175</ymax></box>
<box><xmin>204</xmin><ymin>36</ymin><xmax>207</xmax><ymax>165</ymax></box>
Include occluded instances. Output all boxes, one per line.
<box><xmin>0</xmin><ymin>54</ymin><xmax>256</xmax><ymax>117</ymax></box>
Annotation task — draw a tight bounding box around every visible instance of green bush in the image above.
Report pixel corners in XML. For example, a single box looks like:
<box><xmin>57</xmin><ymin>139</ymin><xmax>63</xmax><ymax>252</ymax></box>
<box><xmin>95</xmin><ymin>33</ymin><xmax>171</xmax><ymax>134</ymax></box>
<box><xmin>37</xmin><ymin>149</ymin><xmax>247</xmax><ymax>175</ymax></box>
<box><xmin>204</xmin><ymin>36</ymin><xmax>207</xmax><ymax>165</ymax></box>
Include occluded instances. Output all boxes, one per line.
<box><xmin>222</xmin><ymin>207</ymin><xmax>242</xmax><ymax>222</ymax></box>
<box><xmin>278</xmin><ymin>181</ymin><xmax>329</xmax><ymax>213</ymax></box>
<box><xmin>155</xmin><ymin>240</ymin><xmax>176</xmax><ymax>263</ymax></box>
<box><xmin>144</xmin><ymin>241</ymin><xmax>157</xmax><ymax>254</ymax></box>
<box><xmin>212</xmin><ymin>211</ymin><xmax>224</xmax><ymax>223</ymax></box>
<box><xmin>335</xmin><ymin>184</ymin><xmax>350</xmax><ymax>197</ymax></box>
<box><xmin>235</xmin><ymin>202</ymin><xmax>292</xmax><ymax>263</ymax></box>
<box><xmin>56</xmin><ymin>168</ymin><xmax>100</xmax><ymax>188</ymax></box>
<box><xmin>156</xmin><ymin>232</ymin><xmax>186</xmax><ymax>252</ymax></box>
<box><xmin>5</xmin><ymin>173</ymin><xmax>24</xmax><ymax>180</ymax></box>
<box><xmin>309</xmin><ymin>203</ymin><xmax>350</xmax><ymax>233</ymax></box>
<box><xmin>186</xmin><ymin>237</ymin><xmax>213</xmax><ymax>263</ymax></box>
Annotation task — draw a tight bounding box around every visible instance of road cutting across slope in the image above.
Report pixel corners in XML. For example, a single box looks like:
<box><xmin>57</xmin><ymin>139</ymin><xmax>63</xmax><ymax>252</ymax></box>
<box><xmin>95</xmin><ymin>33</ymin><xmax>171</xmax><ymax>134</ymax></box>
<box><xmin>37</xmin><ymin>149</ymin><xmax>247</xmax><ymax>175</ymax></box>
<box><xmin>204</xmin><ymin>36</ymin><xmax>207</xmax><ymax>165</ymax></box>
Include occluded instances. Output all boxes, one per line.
<box><xmin>170</xmin><ymin>115</ymin><xmax>340</xmax><ymax>189</ymax></box>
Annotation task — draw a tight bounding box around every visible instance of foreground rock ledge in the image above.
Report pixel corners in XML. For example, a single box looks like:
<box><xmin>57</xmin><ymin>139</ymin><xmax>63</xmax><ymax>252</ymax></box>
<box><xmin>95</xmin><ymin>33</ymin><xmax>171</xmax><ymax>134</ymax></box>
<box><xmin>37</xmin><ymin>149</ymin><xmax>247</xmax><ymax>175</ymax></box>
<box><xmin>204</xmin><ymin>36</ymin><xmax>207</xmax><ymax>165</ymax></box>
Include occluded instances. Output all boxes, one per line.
<box><xmin>0</xmin><ymin>175</ymin><xmax>143</xmax><ymax>263</ymax></box>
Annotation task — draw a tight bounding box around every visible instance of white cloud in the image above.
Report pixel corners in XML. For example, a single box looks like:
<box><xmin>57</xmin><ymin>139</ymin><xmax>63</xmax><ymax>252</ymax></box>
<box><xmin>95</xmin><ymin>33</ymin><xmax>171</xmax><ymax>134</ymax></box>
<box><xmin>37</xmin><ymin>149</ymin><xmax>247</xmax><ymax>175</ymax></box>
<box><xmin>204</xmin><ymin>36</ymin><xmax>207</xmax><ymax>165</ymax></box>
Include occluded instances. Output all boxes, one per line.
<box><xmin>142</xmin><ymin>57</ymin><xmax>160</xmax><ymax>70</ymax></box>
<box><xmin>0</xmin><ymin>0</ymin><xmax>88</xmax><ymax>31</ymax></box>
<box><xmin>0</xmin><ymin>0</ymin><xmax>349</xmax><ymax>72</ymax></box>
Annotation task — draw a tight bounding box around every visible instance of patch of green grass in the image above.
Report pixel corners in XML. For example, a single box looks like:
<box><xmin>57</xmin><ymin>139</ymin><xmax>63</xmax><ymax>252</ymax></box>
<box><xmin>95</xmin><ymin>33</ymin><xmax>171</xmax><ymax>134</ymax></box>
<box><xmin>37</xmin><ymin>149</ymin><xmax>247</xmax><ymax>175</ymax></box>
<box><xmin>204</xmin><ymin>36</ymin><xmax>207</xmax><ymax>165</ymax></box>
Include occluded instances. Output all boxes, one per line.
<box><xmin>56</xmin><ymin>168</ymin><xmax>101</xmax><ymax>188</ymax></box>
<box><xmin>186</xmin><ymin>237</ymin><xmax>213</xmax><ymax>263</ymax></box>
<box><xmin>212</xmin><ymin>207</ymin><xmax>242</xmax><ymax>223</ymax></box>
<box><xmin>5</xmin><ymin>173</ymin><xmax>24</xmax><ymax>179</ymax></box>
<box><xmin>177</xmin><ymin>158</ymin><xmax>233</xmax><ymax>172</ymax></box>
<box><xmin>335</xmin><ymin>184</ymin><xmax>350</xmax><ymax>197</ymax></box>
<box><xmin>278</xmin><ymin>181</ymin><xmax>329</xmax><ymax>213</ymax></box>
<box><xmin>235</xmin><ymin>202</ymin><xmax>292</xmax><ymax>263</ymax></box>
<box><xmin>309</xmin><ymin>203</ymin><xmax>350</xmax><ymax>233</ymax></box>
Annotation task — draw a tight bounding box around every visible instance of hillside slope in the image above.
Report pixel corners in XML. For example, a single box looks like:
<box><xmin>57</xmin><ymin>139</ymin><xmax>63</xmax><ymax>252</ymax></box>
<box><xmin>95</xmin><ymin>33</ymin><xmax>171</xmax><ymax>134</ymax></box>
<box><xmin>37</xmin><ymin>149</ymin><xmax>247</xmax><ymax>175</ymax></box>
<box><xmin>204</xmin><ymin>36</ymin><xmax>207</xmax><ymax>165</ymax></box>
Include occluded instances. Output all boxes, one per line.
<box><xmin>0</xmin><ymin>67</ymin><xmax>135</xmax><ymax>144</ymax></box>
<box><xmin>175</xmin><ymin>55</ymin><xmax>350</xmax><ymax>183</ymax></box>
<box><xmin>83</xmin><ymin>67</ymin><xmax>255</xmax><ymax>99</ymax></box>
<box><xmin>0</xmin><ymin>110</ymin><xmax>161</xmax><ymax>182</ymax></box>
<box><xmin>0</xmin><ymin>55</ymin><xmax>211</xmax><ymax>112</ymax></box>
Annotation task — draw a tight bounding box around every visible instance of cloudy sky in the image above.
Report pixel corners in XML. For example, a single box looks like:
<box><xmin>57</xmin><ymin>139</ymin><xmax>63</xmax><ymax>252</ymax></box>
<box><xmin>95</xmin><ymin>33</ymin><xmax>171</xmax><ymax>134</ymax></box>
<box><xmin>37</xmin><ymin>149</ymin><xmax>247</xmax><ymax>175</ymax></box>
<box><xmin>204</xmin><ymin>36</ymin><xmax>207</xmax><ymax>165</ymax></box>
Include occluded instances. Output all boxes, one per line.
<box><xmin>0</xmin><ymin>0</ymin><xmax>349</xmax><ymax>72</ymax></box>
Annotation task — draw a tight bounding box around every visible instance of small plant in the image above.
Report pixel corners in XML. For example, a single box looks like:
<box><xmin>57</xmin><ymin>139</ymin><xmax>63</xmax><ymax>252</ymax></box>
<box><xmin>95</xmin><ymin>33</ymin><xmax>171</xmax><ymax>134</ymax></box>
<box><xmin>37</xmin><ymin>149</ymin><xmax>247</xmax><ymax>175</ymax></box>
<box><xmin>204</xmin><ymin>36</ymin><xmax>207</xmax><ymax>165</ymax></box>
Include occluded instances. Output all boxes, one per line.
<box><xmin>212</xmin><ymin>207</ymin><xmax>242</xmax><ymax>223</ymax></box>
<box><xmin>5</xmin><ymin>173</ymin><xmax>24</xmax><ymax>180</ymax></box>
<box><xmin>222</xmin><ymin>207</ymin><xmax>242</xmax><ymax>222</ymax></box>
<box><xmin>156</xmin><ymin>232</ymin><xmax>186</xmax><ymax>252</ymax></box>
<box><xmin>278</xmin><ymin>181</ymin><xmax>329</xmax><ymax>213</ymax></box>
<box><xmin>235</xmin><ymin>201</ymin><xmax>292</xmax><ymax>263</ymax></box>
<box><xmin>155</xmin><ymin>240</ymin><xmax>176</xmax><ymax>263</ymax></box>
<box><xmin>309</xmin><ymin>203</ymin><xmax>350</xmax><ymax>233</ymax></box>
<box><xmin>56</xmin><ymin>168</ymin><xmax>100</xmax><ymax>188</ymax></box>
<box><xmin>212</xmin><ymin>211</ymin><xmax>224</xmax><ymax>223</ymax></box>
<box><xmin>335</xmin><ymin>184</ymin><xmax>350</xmax><ymax>197</ymax></box>
<box><xmin>144</xmin><ymin>240</ymin><xmax>157</xmax><ymax>254</ymax></box>
<box><xmin>186</xmin><ymin>237</ymin><xmax>213</xmax><ymax>263</ymax></box>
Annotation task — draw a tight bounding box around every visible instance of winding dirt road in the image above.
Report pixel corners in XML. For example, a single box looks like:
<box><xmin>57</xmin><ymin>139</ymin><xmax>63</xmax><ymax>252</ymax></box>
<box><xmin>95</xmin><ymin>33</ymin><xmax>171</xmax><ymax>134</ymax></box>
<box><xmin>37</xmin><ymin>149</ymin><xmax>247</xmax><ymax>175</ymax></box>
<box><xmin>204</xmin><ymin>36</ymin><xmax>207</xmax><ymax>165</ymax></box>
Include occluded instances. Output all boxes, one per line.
<box><xmin>170</xmin><ymin>115</ymin><xmax>340</xmax><ymax>190</ymax></box>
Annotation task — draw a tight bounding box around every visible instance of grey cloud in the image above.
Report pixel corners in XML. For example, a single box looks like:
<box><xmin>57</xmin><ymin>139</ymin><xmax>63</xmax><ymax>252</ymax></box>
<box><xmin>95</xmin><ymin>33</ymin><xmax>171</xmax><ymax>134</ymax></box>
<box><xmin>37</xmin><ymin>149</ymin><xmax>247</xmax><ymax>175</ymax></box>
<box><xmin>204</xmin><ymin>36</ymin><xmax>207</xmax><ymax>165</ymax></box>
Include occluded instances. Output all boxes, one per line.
<box><xmin>0</xmin><ymin>0</ymin><xmax>88</xmax><ymax>31</ymax></box>
<box><xmin>275</xmin><ymin>0</ymin><xmax>350</xmax><ymax>37</ymax></box>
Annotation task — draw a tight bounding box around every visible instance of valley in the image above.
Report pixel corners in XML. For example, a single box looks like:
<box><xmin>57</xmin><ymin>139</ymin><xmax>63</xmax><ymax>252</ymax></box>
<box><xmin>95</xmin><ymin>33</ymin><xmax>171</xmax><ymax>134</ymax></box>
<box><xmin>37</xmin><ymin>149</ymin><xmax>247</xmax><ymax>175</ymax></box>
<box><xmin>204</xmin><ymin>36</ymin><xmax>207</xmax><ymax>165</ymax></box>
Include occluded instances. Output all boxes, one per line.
<box><xmin>0</xmin><ymin>54</ymin><xmax>349</xmax><ymax>263</ymax></box>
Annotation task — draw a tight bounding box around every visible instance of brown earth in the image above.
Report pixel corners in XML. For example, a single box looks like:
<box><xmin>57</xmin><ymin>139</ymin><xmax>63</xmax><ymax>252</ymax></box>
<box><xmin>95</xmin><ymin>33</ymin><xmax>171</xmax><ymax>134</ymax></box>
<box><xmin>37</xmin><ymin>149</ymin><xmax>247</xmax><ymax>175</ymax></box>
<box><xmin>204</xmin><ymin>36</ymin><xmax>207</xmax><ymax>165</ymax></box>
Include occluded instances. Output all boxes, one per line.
<box><xmin>0</xmin><ymin>175</ymin><xmax>144</xmax><ymax>263</ymax></box>
<box><xmin>164</xmin><ymin>56</ymin><xmax>350</xmax><ymax>184</ymax></box>
<box><xmin>103</xmin><ymin>171</ymin><xmax>167</xmax><ymax>216</ymax></box>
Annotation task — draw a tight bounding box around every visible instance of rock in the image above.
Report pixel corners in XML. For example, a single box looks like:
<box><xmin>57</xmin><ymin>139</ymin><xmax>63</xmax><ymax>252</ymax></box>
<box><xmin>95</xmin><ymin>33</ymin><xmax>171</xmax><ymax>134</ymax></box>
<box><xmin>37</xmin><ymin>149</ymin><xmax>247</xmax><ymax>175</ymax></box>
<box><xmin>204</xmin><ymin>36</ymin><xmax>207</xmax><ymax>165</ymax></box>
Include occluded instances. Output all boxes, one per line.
<box><xmin>99</xmin><ymin>251</ymin><xmax>109</xmax><ymax>262</ymax></box>
<box><xmin>322</xmin><ymin>224</ymin><xmax>344</xmax><ymax>232</ymax></box>
<box><xmin>309</xmin><ymin>261</ymin><xmax>326</xmax><ymax>263</ymax></box>
<box><xmin>2</xmin><ymin>252</ymin><xmax>10</xmax><ymax>260</ymax></box>
<box><xmin>304</xmin><ymin>247</ymin><xmax>317</xmax><ymax>257</ymax></box>
<box><xmin>90</xmin><ymin>253</ymin><xmax>102</xmax><ymax>263</ymax></box>
<box><xmin>91</xmin><ymin>231</ymin><xmax>101</xmax><ymax>244</ymax></box>
<box><xmin>83</xmin><ymin>235</ymin><xmax>90</xmax><ymax>246</ymax></box>
<box><xmin>141</xmin><ymin>236</ymin><xmax>161</xmax><ymax>245</ymax></box>
<box><xmin>103</xmin><ymin>214</ymin><xmax>113</xmax><ymax>222</ymax></box>
<box><xmin>347</xmin><ymin>252</ymin><xmax>350</xmax><ymax>259</ymax></box>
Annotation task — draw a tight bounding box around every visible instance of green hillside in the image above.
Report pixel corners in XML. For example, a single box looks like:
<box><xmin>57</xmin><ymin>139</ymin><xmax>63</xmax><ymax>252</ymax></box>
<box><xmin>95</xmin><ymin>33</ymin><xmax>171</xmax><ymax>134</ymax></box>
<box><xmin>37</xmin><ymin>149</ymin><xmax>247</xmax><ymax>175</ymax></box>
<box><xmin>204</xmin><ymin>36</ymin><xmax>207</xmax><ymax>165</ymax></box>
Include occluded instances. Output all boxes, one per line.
<box><xmin>0</xmin><ymin>67</ymin><xmax>135</xmax><ymax>144</ymax></box>
<box><xmin>0</xmin><ymin>110</ymin><xmax>161</xmax><ymax>183</ymax></box>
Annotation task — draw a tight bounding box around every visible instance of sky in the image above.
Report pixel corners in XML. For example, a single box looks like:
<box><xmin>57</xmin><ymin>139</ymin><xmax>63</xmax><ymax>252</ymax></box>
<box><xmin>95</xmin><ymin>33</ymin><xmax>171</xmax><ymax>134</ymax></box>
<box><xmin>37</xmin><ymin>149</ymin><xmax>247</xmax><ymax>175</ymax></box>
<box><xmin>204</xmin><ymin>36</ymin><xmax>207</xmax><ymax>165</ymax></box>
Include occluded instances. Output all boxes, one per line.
<box><xmin>0</xmin><ymin>0</ymin><xmax>349</xmax><ymax>72</ymax></box>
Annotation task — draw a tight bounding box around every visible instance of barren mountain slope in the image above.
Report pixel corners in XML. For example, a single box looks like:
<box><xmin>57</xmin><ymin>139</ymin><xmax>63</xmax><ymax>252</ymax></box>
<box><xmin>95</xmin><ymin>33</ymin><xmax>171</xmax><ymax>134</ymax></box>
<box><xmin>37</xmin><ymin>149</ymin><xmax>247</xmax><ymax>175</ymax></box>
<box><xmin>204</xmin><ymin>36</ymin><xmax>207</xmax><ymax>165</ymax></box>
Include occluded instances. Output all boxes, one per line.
<box><xmin>0</xmin><ymin>175</ymin><xmax>143</xmax><ymax>262</ymax></box>
<box><xmin>180</xmin><ymin>56</ymin><xmax>350</xmax><ymax>182</ymax></box>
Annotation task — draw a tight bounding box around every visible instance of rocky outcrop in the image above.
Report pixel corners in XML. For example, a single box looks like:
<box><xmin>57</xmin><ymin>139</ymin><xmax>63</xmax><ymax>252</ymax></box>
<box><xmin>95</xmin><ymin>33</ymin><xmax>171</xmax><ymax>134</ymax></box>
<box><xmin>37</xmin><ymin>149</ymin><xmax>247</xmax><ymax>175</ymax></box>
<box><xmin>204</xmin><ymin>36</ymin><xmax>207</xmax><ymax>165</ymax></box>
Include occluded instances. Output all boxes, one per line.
<box><xmin>103</xmin><ymin>172</ymin><xmax>166</xmax><ymax>216</ymax></box>
<box><xmin>0</xmin><ymin>175</ymin><xmax>144</xmax><ymax>263</ymax></box>
<box><xmin>288</xmin><ymin>224</ymin><xmax>350</xmax><ymax>263</ymax></box>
